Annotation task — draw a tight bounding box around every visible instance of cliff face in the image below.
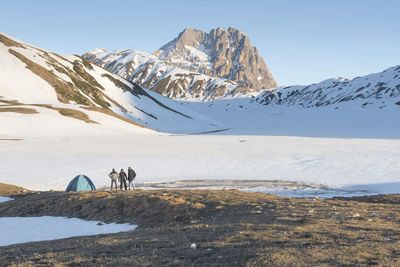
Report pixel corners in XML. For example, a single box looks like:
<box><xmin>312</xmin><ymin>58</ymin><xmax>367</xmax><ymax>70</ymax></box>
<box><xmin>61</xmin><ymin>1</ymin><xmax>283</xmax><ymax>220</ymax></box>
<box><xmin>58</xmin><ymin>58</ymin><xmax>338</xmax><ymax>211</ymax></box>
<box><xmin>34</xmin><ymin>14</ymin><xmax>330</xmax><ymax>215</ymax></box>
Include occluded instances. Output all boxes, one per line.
<box><xmin>83</xmin><ymin>49</ymin><xmax>240</xmax><ymax>100</ymax></box>
<box><xmin>154</xmin><ymin>27</ymin><xmax>277</xmax><ymax>91</ymax></box>
<box><xmin>84</xmin><ymin>27</ymin><xmax>277</xmax><ymax>100</ymax></box>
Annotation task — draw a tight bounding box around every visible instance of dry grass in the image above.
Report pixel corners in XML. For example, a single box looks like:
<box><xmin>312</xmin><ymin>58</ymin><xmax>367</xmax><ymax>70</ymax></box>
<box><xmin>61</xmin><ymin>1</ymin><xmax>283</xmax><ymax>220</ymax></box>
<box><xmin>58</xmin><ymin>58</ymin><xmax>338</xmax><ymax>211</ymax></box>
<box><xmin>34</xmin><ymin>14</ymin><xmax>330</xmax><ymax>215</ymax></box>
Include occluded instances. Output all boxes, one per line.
<box><xmin>101</xmin><ymin>73</ymin><xmax>133</xmax><ymax>92</ymax></box>
<box><xmin>0</xmin><ymin>99</ymin><xmax>22</xmax><ymax>105</ymax></box>
<box><xmin>0</xmin><ymin>183</ymin><xmax>28</xmax><ymax>196</ymax></box>
<box><xmin>8</xmin><ymin>49</ymin><xmax>91</xmax><ymax>106</ymax></box>
<box><xmin>0</xmin><ymin>107</ymin><xmax>38</xmax><ymax>114</ymax></box>
<box><xmin>75</xmin><ymin>55</ymin><xmax>94</xmax><ymax>70</ymax></box>
<box><xmin>8</xmin><ymin>49</ymin><xmax>110</xmax><ymax>110</ymax></box>
<box><xmin>0</xmin><ymin>34</ymin><xmax>25</xmax><ymax>48</ymax></box>
<box><xmin>55</xmin><ymin>107</ymin><xmax>97</xmax><ymax>124</ymax></box>
<box><xmin>0</xmin><ymin>101</ymin><xmax>97</xmax><ymax>124</ymax></box>
<box><xmin>72</xmin><ymin>60</ymin><xmax>104</xmax><ymax>91</ymax></box>
<box><xmin>0</xmin><ymin>183</ymin><xmax>399</xmax><ymax>266</ymax></box>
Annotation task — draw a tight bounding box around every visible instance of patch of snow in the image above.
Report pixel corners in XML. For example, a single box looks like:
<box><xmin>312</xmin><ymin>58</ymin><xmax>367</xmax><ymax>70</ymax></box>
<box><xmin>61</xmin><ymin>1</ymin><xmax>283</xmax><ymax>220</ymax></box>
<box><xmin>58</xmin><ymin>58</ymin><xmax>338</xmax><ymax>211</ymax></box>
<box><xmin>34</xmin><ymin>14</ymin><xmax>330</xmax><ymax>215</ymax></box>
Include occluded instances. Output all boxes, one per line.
<box><xmin>184</xmin><ymin>45</ymin><xmax>212</xmax><ymax>68</ymax></box>
<box><xmin>0</xmin><ymin>197</ymin><xmax>13</xmax><ymax>203</ymax></box>
<box><xmin>0</xmin><ymin>216</ymin><xmax>136</xmax><ymax>247</ymax></box>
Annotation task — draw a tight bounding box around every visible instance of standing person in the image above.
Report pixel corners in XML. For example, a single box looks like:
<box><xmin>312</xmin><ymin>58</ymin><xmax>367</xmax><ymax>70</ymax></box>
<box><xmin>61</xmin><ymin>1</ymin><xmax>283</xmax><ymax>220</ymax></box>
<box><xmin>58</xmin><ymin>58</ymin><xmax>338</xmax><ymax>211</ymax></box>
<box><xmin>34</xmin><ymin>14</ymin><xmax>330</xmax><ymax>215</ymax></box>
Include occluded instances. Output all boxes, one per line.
<box><xmin>127</xmin><ymin>166</ymin><xmax>136</xmax><ymax>190</ymax></box>
<box><xmin>119</xmin><ymin>169</ymin><xmax>127</xmax><ymax>190</ymax></box>
<box><xmin>108</xmin><ymin>168</ymin><xmax>118</xmax><ymax>191</ymax></box>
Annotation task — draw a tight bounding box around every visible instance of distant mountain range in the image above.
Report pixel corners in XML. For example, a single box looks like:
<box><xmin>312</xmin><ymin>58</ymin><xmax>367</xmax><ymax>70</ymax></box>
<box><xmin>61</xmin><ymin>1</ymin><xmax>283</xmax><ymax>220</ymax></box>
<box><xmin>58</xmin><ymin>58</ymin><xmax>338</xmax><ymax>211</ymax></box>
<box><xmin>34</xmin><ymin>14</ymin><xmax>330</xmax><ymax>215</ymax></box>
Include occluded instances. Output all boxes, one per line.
<box><xmin>256</xmin><ymin>67</ymin><xmax>400</xmax><ymax>108</ymax></box>
<box><xmin>84</xmin><ymin>27</ymin><xmax>276</xmax><ymax>100</ymax></box>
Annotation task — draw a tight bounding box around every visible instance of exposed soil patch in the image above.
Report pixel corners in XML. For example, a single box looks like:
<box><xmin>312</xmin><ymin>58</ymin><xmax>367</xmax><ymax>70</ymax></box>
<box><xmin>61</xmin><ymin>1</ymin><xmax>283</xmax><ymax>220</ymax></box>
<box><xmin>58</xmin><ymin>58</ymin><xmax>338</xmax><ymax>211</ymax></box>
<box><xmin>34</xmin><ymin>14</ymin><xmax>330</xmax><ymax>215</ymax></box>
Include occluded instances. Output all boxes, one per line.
<box><xmin>0</xmin><ymin>99</ymin><xmax>22</xmax><ymax>105</ymax></box>
<box><xmin>0</xmin><ymin>183</ymin><xmax>29</xmax><ymax>196</ymax></box>
<box><xmin>0</xmin><ymin>107</ymin><xmax>38</xmax><ymax>114</ymax></box>
<box><xmin>0</xmin><ymin>34</ymin><xmax>25</xmax><ymax>48</ymax></box>
<box><xmin>0</xmin><ymin>183</ymin><xmax>399</xmax><ymax>266</ymax></box>
<box><xmin>101</xmin><ymin>73</ymin><xmax>131</xmax><ymax>92</ymax></box>
<box><xmin>55</xmin><ymin>107</ymin><xmax>97</xmax><ymax>124</ymax></box>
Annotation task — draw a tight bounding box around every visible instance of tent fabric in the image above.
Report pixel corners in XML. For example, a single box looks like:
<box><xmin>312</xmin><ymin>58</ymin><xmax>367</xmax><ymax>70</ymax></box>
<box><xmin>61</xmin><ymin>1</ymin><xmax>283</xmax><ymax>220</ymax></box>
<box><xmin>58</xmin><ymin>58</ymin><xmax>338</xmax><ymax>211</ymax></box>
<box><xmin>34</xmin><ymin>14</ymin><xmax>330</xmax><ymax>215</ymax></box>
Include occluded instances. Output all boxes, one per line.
<box><xmin>66</xmin><ymin>175</ymin><xmax>96</xmax><ymax>192</ymax></box>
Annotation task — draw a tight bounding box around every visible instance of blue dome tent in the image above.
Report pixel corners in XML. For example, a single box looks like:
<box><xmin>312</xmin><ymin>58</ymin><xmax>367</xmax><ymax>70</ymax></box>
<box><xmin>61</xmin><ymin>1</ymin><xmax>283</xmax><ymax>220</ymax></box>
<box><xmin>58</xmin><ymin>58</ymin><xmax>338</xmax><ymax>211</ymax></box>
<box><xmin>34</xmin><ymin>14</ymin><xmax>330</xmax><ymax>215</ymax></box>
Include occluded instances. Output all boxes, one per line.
<box><xmin>65</xmin><ymin>175</ymin><xmax>96</xmax><ymax>192</ymax></box>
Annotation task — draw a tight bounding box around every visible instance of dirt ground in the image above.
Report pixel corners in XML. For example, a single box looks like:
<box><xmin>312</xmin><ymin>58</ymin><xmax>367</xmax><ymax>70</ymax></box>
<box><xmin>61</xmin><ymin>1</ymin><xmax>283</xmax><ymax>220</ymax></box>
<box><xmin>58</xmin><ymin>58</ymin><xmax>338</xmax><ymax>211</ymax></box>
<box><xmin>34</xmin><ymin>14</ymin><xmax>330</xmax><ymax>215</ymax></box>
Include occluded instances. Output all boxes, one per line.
<box><xmin>0</xmin><ymin>183</ymin><xmax>399</xmax><ymax>266</ymax></box>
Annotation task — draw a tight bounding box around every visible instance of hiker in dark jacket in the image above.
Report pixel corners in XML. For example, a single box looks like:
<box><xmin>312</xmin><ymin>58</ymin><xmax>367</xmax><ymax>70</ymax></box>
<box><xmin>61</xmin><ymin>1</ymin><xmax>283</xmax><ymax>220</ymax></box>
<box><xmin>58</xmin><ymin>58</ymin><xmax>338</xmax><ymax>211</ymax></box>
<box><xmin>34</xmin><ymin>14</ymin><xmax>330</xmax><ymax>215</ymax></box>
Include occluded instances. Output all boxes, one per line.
<box><xmin>119</xmin><ymin>169</ymin><xmax>127</xmax><ymax>190</ymax></box>
<box><xmin>108</xmin><ymin>168</ymin><xmax>118</xmax><ymax>191</ymax></box>
<box><xmin>127</xmin><ymin>166</ymin><xmax>136</xmax><ymax>190</ymax></box>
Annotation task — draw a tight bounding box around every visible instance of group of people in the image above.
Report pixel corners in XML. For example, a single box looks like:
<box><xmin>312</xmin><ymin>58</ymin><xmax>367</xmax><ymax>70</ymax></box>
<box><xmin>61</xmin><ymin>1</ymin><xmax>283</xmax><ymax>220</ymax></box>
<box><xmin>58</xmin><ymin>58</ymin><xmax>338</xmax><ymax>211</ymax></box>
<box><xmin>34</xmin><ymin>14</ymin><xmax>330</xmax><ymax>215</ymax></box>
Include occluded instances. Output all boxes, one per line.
<box><xmin>109</xmin><ymin>167</ymin><xmax>136</xmax><ymax>190</ymax></box>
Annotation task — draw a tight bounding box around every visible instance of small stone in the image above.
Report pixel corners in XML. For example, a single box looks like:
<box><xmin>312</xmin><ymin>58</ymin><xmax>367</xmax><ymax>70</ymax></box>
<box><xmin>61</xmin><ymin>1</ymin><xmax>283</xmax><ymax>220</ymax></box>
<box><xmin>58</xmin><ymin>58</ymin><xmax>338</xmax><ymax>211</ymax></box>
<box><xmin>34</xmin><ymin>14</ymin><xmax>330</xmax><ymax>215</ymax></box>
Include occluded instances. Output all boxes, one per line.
<box><xmin>352</xmin><ymin>213</ymin><xmax>361</xmax><ymax>218</ymax></box>
<box><xmin>190</xmin><ymin>243</ymin><xmax>197</xmax><ymax>250</ymax></box>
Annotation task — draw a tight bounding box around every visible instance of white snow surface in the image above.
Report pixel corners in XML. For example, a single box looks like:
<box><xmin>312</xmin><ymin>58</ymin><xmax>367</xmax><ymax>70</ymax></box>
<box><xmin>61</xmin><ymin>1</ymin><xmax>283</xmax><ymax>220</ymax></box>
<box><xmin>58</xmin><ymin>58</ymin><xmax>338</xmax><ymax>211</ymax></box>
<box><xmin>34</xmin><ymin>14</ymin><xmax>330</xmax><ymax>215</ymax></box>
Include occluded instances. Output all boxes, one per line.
<box><xmin>0</xmin><ymin>197</ymin><xmax>13</xmax><ymax>203</ymax></box>
<box><xmin>0</xmin><ymin>33</ymin><xmax>223</xmax><ymax>135</ymax></box>
<box><xmin>0</xmin><ymin>134</ymin><xmax>399</xmax><ymax>197</ymax></box>
<box><xmin>0</xmin><ymin>216</ymin><xmax>135</xmax><ymax>247</ymax></box>
<box><xmin>85</xmin><ymin>48</ymin><xmax>238</xmax><ymax>100</ymax></box>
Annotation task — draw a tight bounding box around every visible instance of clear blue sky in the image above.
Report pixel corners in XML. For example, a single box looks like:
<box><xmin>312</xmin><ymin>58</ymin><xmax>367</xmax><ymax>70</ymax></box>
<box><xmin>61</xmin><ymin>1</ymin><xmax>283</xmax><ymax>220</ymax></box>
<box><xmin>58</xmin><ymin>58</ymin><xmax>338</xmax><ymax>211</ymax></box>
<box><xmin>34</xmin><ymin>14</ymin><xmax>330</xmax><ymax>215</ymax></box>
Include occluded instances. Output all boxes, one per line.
<box><xmin>1</xmin><ymin>0</ymin><xmax>399</xmax><ymax>86</ymax></box>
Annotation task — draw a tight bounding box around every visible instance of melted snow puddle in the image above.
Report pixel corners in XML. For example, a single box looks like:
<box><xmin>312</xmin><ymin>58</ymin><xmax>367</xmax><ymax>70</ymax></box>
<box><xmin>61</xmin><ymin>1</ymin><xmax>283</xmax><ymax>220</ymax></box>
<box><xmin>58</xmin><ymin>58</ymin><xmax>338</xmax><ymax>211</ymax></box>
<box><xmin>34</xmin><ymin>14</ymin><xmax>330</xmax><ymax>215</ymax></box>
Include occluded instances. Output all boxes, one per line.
<box><xmin>0</xmin><ymin>216</ymin><xmax>136</xmax><ymax>247</ymax></box>
<box><xmin>0</xmin><ymin>196</ymin><xmax>13</xmax><ymax>203</ymax></box>
<box><xmin>138</xmin><ymin>179</ymin><xmax>375</xmax><ymax>198</ymax></box>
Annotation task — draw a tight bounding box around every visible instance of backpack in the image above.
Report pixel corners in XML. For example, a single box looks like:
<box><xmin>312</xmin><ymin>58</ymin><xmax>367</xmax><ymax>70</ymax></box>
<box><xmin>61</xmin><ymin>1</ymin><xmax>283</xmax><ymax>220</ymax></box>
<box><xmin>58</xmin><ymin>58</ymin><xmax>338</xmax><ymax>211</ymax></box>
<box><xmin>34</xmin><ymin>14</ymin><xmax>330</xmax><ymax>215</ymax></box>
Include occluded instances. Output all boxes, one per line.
<box><xmin>128</xmin><ymin>169</ymin><xmax>136</xmax><ymax>181</ymax></box>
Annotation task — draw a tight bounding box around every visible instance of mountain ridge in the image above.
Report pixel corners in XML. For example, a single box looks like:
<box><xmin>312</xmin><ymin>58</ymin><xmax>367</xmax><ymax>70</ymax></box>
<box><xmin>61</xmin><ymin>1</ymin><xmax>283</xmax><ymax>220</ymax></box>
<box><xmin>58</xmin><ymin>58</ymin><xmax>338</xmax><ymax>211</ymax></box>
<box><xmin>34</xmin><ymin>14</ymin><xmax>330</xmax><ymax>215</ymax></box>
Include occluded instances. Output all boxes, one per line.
<box><xmin>0</xmin><ymin>32</ymin><xmax>222</xmax><ymax>137</ymax></box>
<box><xmin>84</xmin><ymin>27</ymin><xmax>276</xmax><ymax>100</ymax></box>
<box><xmin>154</xmin><ymin>27</ymin><xmax>277</xmax><ymax>90</ymax></box>
<box><xmin>255</xmin><ymin>65</ymin><xmax>400</xmax><ymax>108</ymax></box>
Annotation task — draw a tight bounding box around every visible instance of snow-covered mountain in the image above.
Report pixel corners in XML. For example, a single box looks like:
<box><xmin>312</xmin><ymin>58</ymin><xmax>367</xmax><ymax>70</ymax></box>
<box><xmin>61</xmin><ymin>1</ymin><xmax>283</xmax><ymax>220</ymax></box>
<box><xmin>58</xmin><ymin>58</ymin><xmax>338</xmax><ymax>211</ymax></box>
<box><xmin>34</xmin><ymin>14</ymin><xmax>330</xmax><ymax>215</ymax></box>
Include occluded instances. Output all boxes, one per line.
<box><xmin>1</xmin><ymin>31</ymin><xmax>399</xmax><ymax>140</ymax></box>
<box><xmin>83</xmin><ymin>48</ymin><xmax>241</xmax><ymax>101</ymax></box>
<box><xmin>83</xmin><ymin>27</ymin><xmax>276</xmax><ymax>101</ymax></box>
<box><xmin>255</xmin><ymin>66</ymin><xmax>400</xmax><ymax>108</ymax></box>
<box><xmin>154</xmin><ymin>27</ymin><xmax>277</xmax><ymax>90</ymax></box>
<box><xmin>0</xmin><ymin>33</ymin><xmax>222</xmax><ymax>138</ymax></box>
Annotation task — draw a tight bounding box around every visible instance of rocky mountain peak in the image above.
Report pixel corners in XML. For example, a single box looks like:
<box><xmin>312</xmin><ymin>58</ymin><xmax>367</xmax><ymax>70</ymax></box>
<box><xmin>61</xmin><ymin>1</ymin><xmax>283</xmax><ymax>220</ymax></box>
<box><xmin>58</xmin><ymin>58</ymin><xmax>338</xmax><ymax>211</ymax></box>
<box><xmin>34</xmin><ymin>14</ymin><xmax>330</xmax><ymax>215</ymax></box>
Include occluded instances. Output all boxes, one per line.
<box><xmin>175</xmin><ymin>28</ymin><xmax>204</xmax><ymax>49</ymax></box>
<box><xmin>153</xmin><ymin>27</ymin><xmax>277</xmax><ymax>90</ymax></box>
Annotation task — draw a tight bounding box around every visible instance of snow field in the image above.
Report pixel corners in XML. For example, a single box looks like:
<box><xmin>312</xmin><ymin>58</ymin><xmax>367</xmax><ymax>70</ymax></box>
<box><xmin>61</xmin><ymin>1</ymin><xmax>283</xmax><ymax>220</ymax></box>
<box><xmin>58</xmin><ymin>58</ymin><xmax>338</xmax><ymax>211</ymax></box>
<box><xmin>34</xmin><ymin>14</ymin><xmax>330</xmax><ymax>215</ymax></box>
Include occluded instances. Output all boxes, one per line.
<box><xmin>0</xmin><ymin>216</ymin><xmax>136</xmax><ymax>247</ymax></box>
<box><xmin>0</xmin><ymin>197</ymin><xmax>13</xmax><ymax>203</ymax></box>
<box><xmin>0</xmin><ymin>135</ymin><xmax>399</xmax><ymax>196</ymax></box>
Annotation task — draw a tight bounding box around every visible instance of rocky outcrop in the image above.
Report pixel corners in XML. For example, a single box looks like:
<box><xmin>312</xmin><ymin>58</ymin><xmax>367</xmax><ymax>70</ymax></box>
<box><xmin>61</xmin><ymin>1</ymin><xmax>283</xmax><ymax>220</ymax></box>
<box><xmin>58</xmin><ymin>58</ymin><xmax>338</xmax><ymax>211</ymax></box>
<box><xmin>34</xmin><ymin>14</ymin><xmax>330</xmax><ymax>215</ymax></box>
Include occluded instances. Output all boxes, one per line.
<box><xmin>84</xmin><ymin>49</ymin><xmax>241</xmax><ymax>100</ymax></box>
<box><xmin>154</xmin><ymin>27</ymin><xmax>277</xmax><ymax>91</ymax></box>
<box><xmin>255</xmin><ymin>65</ymin><xmax>400</xmax><ymax>108</ymax></box>
<box><xmin>84</xmin><ymin>27</ymin><xmax>277</xmax><ymax>101</ymax></box>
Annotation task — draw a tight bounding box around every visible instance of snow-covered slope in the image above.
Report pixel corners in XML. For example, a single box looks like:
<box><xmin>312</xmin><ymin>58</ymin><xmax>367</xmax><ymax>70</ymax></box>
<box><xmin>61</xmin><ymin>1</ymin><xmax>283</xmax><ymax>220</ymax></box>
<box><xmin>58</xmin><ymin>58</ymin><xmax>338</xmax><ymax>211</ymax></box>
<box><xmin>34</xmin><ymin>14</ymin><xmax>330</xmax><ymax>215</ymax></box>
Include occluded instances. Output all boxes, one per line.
<box><xmin>0</xmin><ymin>33</ymin><xmax>222</xmax><ymax>137</ymax></box>
<box><xmin>175</xmin><ymin>66</ymin><xmax>400</xmax><ymax>138</ymax></box>
<box><xmin>84</xmin><ymin>48</ymin><xmax>241</xmax><ymax>101</ymax></box>
<box><xmin>256</xmin><ymin>66</ymin><xmax>400</xmax><ymax>108</ymax></box>
<box><xmin>84</xmin><ymin>27</ymin><xmax>278</xmax><ymax>101</ymax></box>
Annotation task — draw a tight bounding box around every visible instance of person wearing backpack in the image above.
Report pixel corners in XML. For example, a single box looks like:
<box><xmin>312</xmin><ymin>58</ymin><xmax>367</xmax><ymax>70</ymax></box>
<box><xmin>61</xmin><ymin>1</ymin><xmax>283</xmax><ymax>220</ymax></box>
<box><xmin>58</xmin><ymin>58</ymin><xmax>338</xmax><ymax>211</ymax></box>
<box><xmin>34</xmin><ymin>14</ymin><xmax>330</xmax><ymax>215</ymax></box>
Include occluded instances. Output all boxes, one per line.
<box><xmin>108</xmin><ymin>168</ymin><xmax>118</xmax><ymax>191</ymax></box>
<box><xmin>119</xmin><ymin>169</ymin><xmax>128</xmax><ymax>190</ymax></box>
<box><xmin>127</xmin><ymin>166</ymin><xmax>136</xmax><ymax>190</ymax></box>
